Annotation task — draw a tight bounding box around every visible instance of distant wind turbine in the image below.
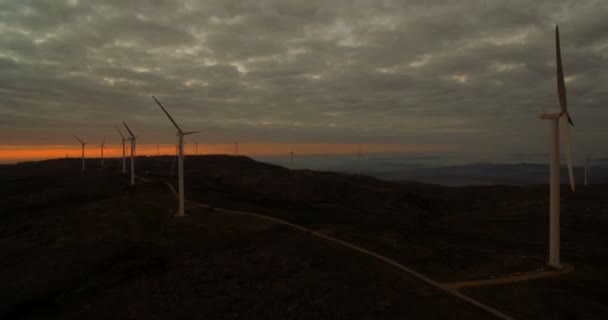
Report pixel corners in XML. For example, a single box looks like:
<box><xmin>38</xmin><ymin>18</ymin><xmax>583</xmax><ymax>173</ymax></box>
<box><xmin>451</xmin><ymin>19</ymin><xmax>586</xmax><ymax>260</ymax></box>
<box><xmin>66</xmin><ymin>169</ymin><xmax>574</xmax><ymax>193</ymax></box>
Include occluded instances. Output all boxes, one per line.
<box><xmin>153</xmin><ymin>96</ymin><xmax>202</xmax><ymax>217</ymax></box>
<box><xmin>290</xmin><ymin>151</ymin><xmax>294</xmax><ymax>168</ymax></box>
<box><xmin>99</xmin><ymin>137</ymin><xmax>105</xmax><ymax>168</ymax></box>
<box><xmin>538</xmin><ymin>25</ymin><xmax>575</xmax><ymax>268</ymax></box>
<box><xmin>234</xmin><ymin>142</ymin><xmax>238</xmax><ymax>155</ymax></box>
<box><xmin>357</xmin><ymin>144</ymin><xmax>365</xmax><ymax>175</ymax></box>
<box><xmin>114</xmin><ymin>125</ymin><xmax>129</xmax><ymax>173</ymax></box>
<box><xmin>73</xmin><ymin>135</ymin><xmax>86</xmax><ymax>172</ymax></box>
<box><xmin>122</xmin><ymin>121</ymin><xmax>137</xmax><ymax>186</ymax></box>
<box><xmin>195</xmin><ymin>140</ymin><xmax>199</xmax><ymax>155</ymax></box>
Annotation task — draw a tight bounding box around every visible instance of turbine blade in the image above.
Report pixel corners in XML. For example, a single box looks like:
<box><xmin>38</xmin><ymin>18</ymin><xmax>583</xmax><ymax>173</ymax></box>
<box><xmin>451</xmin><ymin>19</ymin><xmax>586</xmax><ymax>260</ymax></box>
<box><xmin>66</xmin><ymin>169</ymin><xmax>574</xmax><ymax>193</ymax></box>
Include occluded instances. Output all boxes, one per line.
<box><xmin>152</xmin><ymin>96</ymin><xmax>183</xmax><ymax>134</ymax></box>
<box><xmin>561</xmin><ymin>116</ymin><xmax>575</xmax><ymax>192</ymax></box>
<box><xmin>73</xmin><ymin>135</ymin><xmax>84</xmax><ymax>144</ymax></box>
<box><xmin>567</xmin><ymin>114</ymin><xmax>575</xmax><ymax>127</ymax></box>
<box><xmin>114</xmin><ymin>125</ymin><xmax>125</xmax><ymax>139</ymax></box>
<box><xmin>556</xmin><ymin>25</ymin><xmax>568</xmax><ymax>115</ymax></box>
<box><xmin>122</xmin><ymin>121</ymin><xmax>136</xmax><ymax>138</ymax></box>
<box><xmin>182</xmin><ymin>130</ymin><xmax>203</xmax><ymax>136</ymax></box>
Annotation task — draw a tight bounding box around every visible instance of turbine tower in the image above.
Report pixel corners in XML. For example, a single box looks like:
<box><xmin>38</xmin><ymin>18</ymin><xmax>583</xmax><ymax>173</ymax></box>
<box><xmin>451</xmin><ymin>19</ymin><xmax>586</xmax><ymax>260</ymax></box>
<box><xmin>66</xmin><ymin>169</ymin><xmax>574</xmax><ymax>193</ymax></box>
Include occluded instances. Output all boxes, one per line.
<box><xmin>290</xmin><ymin>151</ymin><xmax>294</xmax><ymax>168</ymax></box>
<box><xmin>234</xmin><ymin>141</ymin><xmax>238</xmax><ymax>155</ymax></box>
<box><xmin>73</xmin><ymin>135</ymin><xmax>86</xmax><ymax>172</ymax></box>
<box><xmin>114</xmin><ymin>125</ymin><xmax>129</xmax><ymax>174</ymax></box>
<box><xmin>539</xmin><ymin>25</ymin><xmax>575</xmax><ymax>269</ymax></box>
<box><xmin>357</xmin><ymin>144</ymin><xmax>365</xmax><ymax>175</ymax></box>
<box><xmin>99</xmin><ymin>137</ymin><xmax>105</xmax><ymax>168</ymax></box>
<box><xmin>195</xmin><ymin>140</ymin><xmax>199</xmax><ymax>155</ymax></box>
<box><xmin>153</xmin><ymin>96</ymin><xmax>202</xmax><ymax>217</ymax></box>
<box><xmin>122</xmin><ymin>121</ymin><xmax>137</xmax><ymax>186</ymax></box>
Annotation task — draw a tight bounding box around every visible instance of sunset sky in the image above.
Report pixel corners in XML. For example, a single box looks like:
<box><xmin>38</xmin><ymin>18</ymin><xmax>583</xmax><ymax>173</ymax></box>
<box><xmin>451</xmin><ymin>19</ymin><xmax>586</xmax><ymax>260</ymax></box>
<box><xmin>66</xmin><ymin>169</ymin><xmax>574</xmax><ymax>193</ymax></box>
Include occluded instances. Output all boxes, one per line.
<box><xmin>1</xmin><ymin>0</ymin><xmax>607</xmax><ymax>163</ymax></box>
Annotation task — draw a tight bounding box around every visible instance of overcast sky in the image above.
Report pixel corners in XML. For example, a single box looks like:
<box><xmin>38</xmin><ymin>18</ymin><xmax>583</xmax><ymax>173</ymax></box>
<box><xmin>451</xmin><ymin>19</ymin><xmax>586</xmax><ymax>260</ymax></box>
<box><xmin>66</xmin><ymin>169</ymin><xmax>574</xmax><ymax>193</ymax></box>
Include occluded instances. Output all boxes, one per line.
<box><xmin>1</xmin><ymin>0</ymin><xmax>606</xmax><ymax>160</ymax></box>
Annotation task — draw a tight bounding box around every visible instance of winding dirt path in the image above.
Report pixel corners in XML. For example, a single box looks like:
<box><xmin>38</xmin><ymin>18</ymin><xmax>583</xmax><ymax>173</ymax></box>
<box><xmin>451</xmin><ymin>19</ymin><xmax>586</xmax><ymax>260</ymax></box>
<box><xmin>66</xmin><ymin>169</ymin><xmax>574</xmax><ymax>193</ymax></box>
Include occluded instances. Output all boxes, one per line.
<box><xmin>153</xmin><ymin>180</ymin><xmax>515</xmax><ymax>319</ymax></box>
<box><xmin>443</xmin><ymin>264</ymin><xmax>574</xmax><ymax>291</ymax></box>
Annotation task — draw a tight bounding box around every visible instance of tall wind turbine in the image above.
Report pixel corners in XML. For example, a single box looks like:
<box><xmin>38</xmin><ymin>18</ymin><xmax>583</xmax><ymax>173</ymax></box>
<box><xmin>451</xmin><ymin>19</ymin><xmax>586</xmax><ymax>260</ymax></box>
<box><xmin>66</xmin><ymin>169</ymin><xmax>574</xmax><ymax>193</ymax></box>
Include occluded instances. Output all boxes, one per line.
<box><xmin>153</xmin><ymin>96</ymin><xmax>202</xmax><ymax>217</ymax></box>
<box><xmin>122</xmin><ymin>121</ymin><xmax>137</xmax><ymax>186</ymax></box>
<box><xmin>73</xmin><ymin>135</ymin><xmax>86</xmax><ymax>172</ymax></box>
<box><xmin>195</xmin><ymin>140</ymin><xmax>199</xmax><ymax>155</ymax></box>
<box><xmin>234</xmin><ymin>142</ymin><xmax>238</xmax><ymax>155</ymax></box>
<box><xmin>539</xmin><ymin>25</ymin><xmax>575</xmax><ymax>268</ymax></box>
<box><xmin>114</xmin><ymin>125</ymin><xmax>129</xmax><ymax>173</ymax></box>
<box><xmin>99</xmin><ymin>137</ymin><xmax>105</xmax><ymax>168</ymax></box>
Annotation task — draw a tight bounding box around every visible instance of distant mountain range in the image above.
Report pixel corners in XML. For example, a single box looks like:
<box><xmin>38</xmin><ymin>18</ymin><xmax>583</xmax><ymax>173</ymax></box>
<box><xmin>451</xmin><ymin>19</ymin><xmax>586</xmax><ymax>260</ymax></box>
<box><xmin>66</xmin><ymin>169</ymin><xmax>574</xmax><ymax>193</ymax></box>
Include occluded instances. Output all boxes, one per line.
<box><xmin>255</xmin><ymin>154</ymin><xmax>608</xmax><ymax>186</ymax></box>
<box><xmin>363</xmin><ymin>162</ymin><xmax>608</xmax><ymax>186</ymax></box>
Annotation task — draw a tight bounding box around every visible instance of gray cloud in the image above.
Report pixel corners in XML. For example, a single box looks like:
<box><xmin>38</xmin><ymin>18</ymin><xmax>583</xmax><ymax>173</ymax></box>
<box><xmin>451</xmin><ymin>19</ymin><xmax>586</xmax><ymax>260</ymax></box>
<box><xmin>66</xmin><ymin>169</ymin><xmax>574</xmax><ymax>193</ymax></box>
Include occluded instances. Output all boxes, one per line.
<box><xmin>0</xmin><ymin>0</ymin><xmax>607</xmax><ymax>160</ymax></box>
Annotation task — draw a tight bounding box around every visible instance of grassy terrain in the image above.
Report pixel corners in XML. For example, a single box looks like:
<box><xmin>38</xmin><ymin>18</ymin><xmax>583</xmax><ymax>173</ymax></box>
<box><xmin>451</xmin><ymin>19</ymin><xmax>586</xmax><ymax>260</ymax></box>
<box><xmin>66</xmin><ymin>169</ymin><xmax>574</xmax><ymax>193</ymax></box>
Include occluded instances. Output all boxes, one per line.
<box><xmin>137</xmin><ymin>154</ymin><xmax>608</xmax><ymax>318</ymax></box>
<box><xmin>0</xmin><ymin>158</ymin><xmax>493</xmax><ymax>319</ymax></box>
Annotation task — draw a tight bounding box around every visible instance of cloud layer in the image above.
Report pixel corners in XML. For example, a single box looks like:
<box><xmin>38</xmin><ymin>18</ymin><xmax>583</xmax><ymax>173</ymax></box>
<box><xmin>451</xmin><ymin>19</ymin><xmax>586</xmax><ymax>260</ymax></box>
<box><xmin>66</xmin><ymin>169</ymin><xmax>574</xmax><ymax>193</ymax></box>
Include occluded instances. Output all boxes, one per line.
<box><xmin>1</xmin><ymin>0</ymin><xmax>607</xmax><ymax>159</ymax></box>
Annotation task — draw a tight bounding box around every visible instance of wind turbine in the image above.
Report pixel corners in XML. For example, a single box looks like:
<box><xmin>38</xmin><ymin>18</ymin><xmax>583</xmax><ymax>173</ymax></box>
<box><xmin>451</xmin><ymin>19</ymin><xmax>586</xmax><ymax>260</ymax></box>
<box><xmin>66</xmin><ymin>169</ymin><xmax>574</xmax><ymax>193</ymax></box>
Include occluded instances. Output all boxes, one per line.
<box><xmin>73</xmin><ymin>135</ymin><xmax>86</xmax><ymax>172</ymax></box>
<box><xmin>539</xmin><ymin>25</ymin><xmax>575</xmax><ymax>269</ymax></box>
<box><xmin>122</xmin><ymin>121</ymin><xmax>137</xmax><ymax>186</ymax></box>
<box><xmin>153</xmin><ymin>96</ymin><xmax>202</xmax><ymax>217</ymax></box>
<box><xmin>114</xmin><ymin>125</ymin><xmax>129</xmax><ymax>174</ymax></box>
<box><xmin>99</xmin><ymin>137</ymin><xmax>105</xmax><ymax>168</ymax></box>
<box><xmin>234</xmin><ymin>142</ymin><xmax>238</xmax><ymax>155</ymax></box>
<box><xmin>195</xmin><ymin>140</ymin><xmax>199</xmax><ymax>155</ymax></box>
<box><xmin>357</xmin><ymin>144</ymin><xmax>365</xmax><ymax>175</ymax></box>
<box><xmin>290</xmin><ymin>151</ymin><xmax>294</xmax><ymax>168</ymax></box>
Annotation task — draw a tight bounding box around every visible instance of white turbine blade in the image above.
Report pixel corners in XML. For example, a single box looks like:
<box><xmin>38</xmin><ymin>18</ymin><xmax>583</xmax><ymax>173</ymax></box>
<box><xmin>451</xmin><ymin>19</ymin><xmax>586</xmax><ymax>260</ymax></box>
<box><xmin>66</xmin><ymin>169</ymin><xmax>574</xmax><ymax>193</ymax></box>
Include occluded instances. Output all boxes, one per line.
<box><xmin>561</xmin><ymin>116</ymin><xmax>575</xmax><ymax>192</ymax></box>
<box><xmin>122</xmin><ymin>121</ymin><xmax>136</xmax><ymax>138</ymax></box>
<box><xmin>555</xmin><ymin>25</ymin><xmax>574</xmax><ymax>127</ymax></box>
<box><xmin>114</xmin><ymin>125</ymin><xmax>125</xmax><ymax>139</ymax></box>
<box><xmin>153</xmin><ymin>96</ymin><xmax>183</xmax><ymax>134</ymax></box>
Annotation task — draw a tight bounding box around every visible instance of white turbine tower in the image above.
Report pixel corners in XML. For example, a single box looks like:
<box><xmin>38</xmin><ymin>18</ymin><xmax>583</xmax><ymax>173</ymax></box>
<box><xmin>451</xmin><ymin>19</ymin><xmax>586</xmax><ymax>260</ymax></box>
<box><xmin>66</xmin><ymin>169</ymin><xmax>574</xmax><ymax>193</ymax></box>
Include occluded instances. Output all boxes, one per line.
<box><xmin>539</xmin><ymin>25</ymin><xmax>575</xmax><ymax>269</ymax></box>
<box><xmin>73</xmin><ymin>135</ymin><xmax>86</xmax><ymax>172</ymax></box>
<box><xmin>122</xmin><ymin>121</ymin><xmax>137</xmax><ymax>186</ymax></box>
<box><xmin>100</xmin><ymin>137</ymin><xmax>105</xmax><ymax>168</ymax></box>
<box><xmin>153</xmin><ymin>96</ymin><xmax>202</xmax><ymax>217</ymax></box>
<box><xmin>114</xmin><ymin>125</ymin><xmax>129</xmax><ymax>174</ymax></box>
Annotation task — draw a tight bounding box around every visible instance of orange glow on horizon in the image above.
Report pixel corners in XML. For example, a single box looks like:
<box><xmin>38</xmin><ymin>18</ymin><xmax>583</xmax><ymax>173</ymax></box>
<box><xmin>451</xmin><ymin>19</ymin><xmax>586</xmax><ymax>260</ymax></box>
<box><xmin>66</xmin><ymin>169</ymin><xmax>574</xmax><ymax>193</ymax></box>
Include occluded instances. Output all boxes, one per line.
<box><xmin>0</xmin><ymin>143</ymin><xmax>447</xmax><ymax>163</ymax></box>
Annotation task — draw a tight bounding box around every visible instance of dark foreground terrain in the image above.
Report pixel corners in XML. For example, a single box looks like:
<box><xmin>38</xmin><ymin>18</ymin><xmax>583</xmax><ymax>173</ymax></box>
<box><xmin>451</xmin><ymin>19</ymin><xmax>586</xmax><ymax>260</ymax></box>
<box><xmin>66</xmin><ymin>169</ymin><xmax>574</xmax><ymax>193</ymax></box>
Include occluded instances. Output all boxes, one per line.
<box><xmin>1</xmin><ymin>156</ymin><xmax>607</xmax><ymax>319</ymax></box>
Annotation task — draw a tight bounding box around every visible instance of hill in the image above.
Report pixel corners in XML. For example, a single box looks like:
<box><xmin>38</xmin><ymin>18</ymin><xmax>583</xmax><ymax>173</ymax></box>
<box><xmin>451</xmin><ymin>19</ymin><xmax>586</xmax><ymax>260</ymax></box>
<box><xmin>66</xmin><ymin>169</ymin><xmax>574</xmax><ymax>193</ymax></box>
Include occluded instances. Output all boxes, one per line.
<box><xmin>1</xmin><ymin>156</ymin><xmax>607</xmax><ymax>319</ymax></box>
